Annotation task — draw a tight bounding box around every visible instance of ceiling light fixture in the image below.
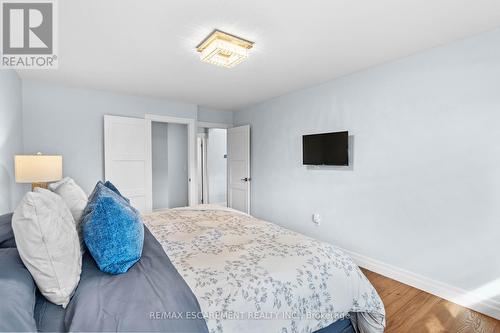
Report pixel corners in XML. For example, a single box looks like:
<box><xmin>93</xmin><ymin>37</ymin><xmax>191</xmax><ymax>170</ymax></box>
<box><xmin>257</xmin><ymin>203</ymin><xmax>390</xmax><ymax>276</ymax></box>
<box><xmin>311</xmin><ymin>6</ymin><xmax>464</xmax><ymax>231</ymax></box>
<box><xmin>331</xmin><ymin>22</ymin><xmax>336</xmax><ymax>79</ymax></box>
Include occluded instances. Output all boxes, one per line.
<box><xmin>196</xmin><ymin>30</ymin><xmax>254</xmax><ymax>68</ymax></box>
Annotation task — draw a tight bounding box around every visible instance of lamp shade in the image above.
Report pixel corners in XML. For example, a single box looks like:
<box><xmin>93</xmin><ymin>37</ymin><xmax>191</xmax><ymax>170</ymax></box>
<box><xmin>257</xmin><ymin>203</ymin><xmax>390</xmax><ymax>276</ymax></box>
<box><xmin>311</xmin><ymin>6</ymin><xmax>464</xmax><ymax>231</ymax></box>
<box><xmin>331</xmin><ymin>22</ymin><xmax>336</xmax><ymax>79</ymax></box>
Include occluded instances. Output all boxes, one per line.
<box><xmin>15</xmin><ymin>155</ymin><xmax>62</xmax><ymax>183</ymax></box>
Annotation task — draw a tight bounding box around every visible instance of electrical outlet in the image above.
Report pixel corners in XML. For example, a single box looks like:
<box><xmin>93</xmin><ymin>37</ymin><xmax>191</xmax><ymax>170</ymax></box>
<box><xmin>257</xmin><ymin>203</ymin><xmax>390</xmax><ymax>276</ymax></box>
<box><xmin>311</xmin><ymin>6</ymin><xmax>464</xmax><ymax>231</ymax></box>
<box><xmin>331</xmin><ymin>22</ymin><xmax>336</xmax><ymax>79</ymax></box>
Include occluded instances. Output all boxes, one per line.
<box><xmin>312</xmin><ymin>213</ymin><xmax>321</xmax><ymax>225</ymax></box>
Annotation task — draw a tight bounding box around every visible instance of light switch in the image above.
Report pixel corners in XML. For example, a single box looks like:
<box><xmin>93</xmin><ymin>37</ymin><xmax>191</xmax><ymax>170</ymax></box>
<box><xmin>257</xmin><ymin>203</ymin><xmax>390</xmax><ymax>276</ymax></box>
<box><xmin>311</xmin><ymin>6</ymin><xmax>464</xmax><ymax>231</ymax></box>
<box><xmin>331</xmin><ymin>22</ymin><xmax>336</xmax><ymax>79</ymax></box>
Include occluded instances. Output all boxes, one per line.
<box><xmin>312</xmin><ymin>213</ymin><xmax>321</xmax><ymax>225</ymax></box>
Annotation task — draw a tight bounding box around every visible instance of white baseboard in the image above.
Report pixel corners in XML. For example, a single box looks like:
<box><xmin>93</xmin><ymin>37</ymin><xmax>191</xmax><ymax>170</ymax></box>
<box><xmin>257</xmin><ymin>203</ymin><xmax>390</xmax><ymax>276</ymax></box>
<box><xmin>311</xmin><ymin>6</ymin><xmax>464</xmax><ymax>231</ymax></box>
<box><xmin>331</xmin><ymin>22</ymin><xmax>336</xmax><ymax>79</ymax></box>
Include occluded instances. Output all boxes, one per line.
<box><xmin>342</xmin><ymin>248</ymin><xmax>500</xmax><ymax>320</ymax></box>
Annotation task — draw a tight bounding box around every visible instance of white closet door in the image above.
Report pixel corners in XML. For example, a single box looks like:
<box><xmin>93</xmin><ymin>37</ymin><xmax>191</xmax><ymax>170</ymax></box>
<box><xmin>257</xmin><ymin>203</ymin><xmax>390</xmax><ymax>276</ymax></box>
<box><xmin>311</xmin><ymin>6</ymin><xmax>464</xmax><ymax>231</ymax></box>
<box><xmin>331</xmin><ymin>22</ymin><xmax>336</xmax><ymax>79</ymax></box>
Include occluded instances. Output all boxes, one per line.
<box><xmin>227</xmin><ymin>125</ymin><xmax>251</xmax><ymax>214</ymax></box>
<box><xmin>104</xmin><ymin>115</ymin><xmax>146</xmax><ymax>212</ymax></box>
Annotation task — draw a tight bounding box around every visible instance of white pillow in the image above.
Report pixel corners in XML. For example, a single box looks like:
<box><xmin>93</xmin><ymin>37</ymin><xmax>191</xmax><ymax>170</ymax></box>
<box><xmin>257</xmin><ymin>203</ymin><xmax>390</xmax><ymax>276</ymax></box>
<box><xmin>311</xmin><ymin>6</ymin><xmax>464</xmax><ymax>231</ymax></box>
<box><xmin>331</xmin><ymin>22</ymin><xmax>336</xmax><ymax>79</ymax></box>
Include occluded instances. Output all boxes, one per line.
<box><xmin>48</xmin><ymin>177</ymin><xmax>87</xmax><ymax>250</ymax></box>
<box><xmin>12</xmin><ymin>188</ymin><xmax>82</xmax><ymax>308</ymax></box>
<box><xmin>48</xmin><ymin>177</ymin><xmax>87</xmax><ymax>223</ymax></box>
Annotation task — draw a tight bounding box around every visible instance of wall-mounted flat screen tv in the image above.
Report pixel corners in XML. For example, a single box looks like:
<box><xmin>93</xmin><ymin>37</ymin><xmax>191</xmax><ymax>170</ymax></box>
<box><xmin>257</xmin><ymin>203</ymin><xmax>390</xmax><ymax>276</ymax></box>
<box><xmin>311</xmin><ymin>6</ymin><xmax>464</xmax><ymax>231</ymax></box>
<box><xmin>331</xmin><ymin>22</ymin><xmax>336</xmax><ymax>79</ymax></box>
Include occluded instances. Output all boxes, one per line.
<box><xmin>302</xmin><ymin>131</ymin><xmax>348</xmax><ymax>166</ymax></box>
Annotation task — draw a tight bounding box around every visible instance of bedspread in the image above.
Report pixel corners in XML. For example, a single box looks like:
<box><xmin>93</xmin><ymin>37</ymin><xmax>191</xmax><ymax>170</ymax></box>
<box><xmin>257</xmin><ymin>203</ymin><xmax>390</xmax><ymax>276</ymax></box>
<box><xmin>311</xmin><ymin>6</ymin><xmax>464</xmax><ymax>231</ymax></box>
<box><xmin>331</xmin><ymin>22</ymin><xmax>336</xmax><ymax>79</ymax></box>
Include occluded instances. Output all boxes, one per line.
<box><xmin>143</xmin><ymin>207</ymin><xmax>385</xmax><ymax>333</ymax></box>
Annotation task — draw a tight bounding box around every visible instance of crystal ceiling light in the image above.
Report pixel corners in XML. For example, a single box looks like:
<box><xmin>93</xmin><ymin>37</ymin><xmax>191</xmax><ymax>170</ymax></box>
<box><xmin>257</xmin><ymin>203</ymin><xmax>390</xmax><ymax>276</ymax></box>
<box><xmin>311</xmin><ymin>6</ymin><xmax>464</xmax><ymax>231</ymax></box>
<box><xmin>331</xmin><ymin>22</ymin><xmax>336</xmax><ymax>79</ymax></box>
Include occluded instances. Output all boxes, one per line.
<box><xmin>196</xmin><ymin>30</ymin><xmax>254</xmax><ymax>68</ymax></box>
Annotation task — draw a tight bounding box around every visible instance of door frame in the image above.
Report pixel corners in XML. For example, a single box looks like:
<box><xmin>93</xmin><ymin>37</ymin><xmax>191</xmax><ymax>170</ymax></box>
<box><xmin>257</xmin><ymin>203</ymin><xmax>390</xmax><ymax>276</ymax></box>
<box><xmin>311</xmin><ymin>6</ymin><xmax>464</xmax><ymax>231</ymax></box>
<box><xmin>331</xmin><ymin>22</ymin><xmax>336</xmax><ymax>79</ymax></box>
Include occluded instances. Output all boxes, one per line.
<box><xmin>198</xmin><ymin>121</ymin><xmax>232</xmax><ymax>129</ymax></box>
<box><xmin>198</xmin><ymin>121</ymin><xmax>232</xmax><ymax>207</ymax></box>
<box><xmin>145</xmin><ymin>114</ymin><xmax>196</xmax><ymax>212</ymax></box>
<box><xmin>196</xmin><ymin>133</ymin><xmax>208</xmax><ymax>204</ymax></box>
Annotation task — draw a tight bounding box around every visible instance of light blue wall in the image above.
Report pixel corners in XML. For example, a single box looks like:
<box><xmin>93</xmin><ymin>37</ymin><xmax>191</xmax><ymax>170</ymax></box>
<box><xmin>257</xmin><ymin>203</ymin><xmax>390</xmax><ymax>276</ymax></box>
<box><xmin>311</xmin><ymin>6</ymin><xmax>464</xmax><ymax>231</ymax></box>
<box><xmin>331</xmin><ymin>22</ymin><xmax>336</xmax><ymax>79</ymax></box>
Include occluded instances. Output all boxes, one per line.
<box><xmin>0</xmin><ymin>70</ymin><xmax>26</xmax><ymax>214</ymax></box>
<box><xmin>197</xmin><ymin>106</ymin><xmax>233</xmax><ymax>124</ymax></box>
<box><xmin>235</xmin><ymin>28</ymin><xmax>500</xmax><ymax>302</ymax></box>
<box><xmin>21</xmin><ymin>83</ymin><xmax>233</xmax><ymax>196</ymax></box>
<box><xmin>22</xmin><ymin>81</ymin><xmax>198</xmax><ymax>194</ymax></box>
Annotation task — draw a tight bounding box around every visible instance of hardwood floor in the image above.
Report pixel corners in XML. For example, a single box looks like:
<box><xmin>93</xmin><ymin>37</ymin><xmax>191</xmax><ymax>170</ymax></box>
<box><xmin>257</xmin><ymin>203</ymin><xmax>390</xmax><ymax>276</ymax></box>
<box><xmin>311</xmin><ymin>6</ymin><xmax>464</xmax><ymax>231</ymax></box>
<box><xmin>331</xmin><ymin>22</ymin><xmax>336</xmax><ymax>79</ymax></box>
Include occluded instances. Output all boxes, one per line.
<box><xmin>361</xmin><ymin>268</ymin><xmax>500</xmax><ymax>333</ymax></box>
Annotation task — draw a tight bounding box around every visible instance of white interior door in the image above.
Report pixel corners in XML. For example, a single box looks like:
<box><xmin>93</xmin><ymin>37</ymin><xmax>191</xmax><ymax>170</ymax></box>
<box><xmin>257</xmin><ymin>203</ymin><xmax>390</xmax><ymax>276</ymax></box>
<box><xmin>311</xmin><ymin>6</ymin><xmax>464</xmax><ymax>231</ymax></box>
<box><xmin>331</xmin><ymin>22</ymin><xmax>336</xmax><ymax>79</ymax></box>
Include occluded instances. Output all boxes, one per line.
<box><xmin>104</xmin><ymin>115</ymin><xmax>146</xmax><ymax>212</ymax></box>
<box><xmin>227</xmin><ymin>125</ymin><xmax>250</xmax><ymax>214</ymax></box>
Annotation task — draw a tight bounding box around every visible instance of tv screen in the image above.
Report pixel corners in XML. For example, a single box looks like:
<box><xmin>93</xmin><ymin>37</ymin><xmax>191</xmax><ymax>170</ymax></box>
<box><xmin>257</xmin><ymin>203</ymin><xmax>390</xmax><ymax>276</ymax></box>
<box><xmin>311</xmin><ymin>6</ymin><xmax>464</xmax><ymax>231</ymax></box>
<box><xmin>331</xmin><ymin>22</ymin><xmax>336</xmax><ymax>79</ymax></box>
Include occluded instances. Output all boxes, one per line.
<box><xmin>302</xmin><ymin>131</ymin><xmax>348</xmax><ymax>166</ymax></box>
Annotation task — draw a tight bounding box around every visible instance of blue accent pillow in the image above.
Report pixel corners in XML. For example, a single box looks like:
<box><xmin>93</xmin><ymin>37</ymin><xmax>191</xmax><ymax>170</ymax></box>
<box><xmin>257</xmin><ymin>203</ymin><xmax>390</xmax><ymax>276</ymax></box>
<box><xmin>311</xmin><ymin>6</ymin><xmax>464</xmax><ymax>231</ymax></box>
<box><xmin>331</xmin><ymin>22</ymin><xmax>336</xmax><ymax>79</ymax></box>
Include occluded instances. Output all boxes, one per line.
<box><xmin>81</xmin><ymin>181</ymin><xmax>135</xmax><ymax>223</ymax></box>
<box><xmin>82</xmin><ymin>182</ymin><xmax>144</xmax><ymax>274</ymax></box>
<box><xmin>104</xmin><ymin>180</ymin><xmax>130</xmax><ymax>204</ymax></box>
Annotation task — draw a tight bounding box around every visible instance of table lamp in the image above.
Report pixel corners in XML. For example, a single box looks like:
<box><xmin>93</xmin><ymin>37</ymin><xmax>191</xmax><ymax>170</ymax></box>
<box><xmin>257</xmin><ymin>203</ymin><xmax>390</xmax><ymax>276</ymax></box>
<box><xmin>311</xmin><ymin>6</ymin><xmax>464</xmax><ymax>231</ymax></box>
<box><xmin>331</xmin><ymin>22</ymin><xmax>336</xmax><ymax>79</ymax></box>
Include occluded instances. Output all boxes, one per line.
<box><xmin>15</xmin><ymin>153</ymin><xmax>63</xmax><ymax>191</ymax></box>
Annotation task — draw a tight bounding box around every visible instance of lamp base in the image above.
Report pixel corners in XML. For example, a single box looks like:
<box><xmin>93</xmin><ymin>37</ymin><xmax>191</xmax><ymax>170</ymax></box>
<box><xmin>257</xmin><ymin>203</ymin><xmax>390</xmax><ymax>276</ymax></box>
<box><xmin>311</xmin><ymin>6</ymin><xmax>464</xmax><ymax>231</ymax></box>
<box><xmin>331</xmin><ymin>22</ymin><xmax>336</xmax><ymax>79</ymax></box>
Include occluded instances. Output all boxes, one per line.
<box><xmin>31</xmin><ymin>182</ymin><xmax>48</xmax><ymax>191</ymax></box>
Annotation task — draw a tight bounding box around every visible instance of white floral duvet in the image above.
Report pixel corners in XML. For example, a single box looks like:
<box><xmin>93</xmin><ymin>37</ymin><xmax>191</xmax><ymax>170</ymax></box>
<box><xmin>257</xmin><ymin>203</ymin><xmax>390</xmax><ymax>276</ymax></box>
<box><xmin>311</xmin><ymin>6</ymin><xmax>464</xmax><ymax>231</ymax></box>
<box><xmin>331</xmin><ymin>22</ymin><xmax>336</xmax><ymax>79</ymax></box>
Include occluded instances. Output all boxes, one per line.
<box><xmin>143</xmin><ymin>206</ymin><xmax>385</xmax><ymax>333</ymax></box>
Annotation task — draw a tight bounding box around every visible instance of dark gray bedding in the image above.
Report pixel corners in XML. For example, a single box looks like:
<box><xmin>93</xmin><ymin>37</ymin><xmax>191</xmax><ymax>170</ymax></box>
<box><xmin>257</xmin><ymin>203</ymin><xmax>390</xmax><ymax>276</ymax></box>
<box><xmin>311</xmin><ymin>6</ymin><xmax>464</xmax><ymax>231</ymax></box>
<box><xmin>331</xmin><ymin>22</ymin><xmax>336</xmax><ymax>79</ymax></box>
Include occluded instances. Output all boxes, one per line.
<box><xmin>0</xmin><ymin>213</ymin><xmax>16</xmax><ymax>248</ymax></box>
<box><xmin>316</xmin><ymin>319</ymin><xmax>355</xmax><ymax>333</ymax></box>
<box><xmin>35</xmin><ymin>226</ymin><xmax>208</xmax><ymax>332</ymax></box>
<box><xmin>0</xmin><ymin>248</ymin><xmax>37</xmax><ymax>332</ymax></box>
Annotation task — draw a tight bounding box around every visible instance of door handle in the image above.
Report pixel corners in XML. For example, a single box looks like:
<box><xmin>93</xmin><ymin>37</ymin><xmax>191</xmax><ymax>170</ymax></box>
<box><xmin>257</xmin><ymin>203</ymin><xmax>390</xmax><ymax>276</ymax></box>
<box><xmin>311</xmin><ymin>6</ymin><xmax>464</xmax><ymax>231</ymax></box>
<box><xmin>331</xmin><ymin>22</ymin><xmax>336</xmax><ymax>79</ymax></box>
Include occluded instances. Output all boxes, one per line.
<box><xmin>241</xmin><ymin>177</ymin><xmax>251</xmax><ymax>182</ymax></box>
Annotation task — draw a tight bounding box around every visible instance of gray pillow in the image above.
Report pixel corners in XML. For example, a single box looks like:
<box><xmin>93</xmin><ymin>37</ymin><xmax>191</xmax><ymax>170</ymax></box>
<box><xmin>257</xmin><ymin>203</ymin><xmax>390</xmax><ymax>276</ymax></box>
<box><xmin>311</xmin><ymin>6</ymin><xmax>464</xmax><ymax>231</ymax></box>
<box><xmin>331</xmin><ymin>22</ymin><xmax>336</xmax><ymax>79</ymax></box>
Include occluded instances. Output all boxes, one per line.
<box><xmin>0</xmin><ymin>213</ymin><xmax>16</xmax><ymax>248</ymax></box>
<box><xmin>0</xmin><ymin>248</ymin><xmax>37</xmax><ymax>332</ymax></box>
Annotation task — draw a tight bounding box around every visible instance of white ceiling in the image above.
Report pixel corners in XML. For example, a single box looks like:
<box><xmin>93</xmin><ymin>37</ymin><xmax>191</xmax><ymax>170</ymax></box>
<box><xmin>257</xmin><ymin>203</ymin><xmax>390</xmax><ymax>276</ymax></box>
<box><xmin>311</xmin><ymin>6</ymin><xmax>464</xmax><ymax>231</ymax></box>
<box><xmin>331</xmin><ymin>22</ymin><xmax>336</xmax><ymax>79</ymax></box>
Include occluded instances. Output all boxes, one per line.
<box><xmin>18</xmin><ymin>0</ymin><xmax>500</xmax><ymax>110</ymax></box>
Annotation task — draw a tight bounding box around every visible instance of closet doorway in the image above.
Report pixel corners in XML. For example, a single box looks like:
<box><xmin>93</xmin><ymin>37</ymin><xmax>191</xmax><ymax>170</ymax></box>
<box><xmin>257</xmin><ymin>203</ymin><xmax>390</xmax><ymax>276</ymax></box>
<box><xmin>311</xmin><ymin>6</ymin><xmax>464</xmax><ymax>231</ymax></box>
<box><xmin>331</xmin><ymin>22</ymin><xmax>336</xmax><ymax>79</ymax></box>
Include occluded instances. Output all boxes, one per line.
<box><xmin>151</xmin><ymin>121</ymin><xmax>188</xmax><ymax>210</ymax></box>
<box><xmin>145</xmin><ymin>114</ymin><xmax>196</xmax><ymax>212</ymax></box>
<box><xmin>197</xmin><ymin>122</ymin><xmax>231</xmax><ymax>207</ymax></box>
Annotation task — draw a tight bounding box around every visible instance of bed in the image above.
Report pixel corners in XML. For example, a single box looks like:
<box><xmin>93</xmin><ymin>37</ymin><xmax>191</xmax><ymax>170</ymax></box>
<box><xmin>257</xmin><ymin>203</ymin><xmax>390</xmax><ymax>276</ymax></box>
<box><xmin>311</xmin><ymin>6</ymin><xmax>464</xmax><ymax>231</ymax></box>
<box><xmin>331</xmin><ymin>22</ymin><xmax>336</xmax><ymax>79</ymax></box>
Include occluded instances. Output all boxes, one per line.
<box><xmin>143</xmin><ymin>206</ymin><xmax>385</xmax><ymax>333</ymax></box>
<box><xmin>2</xmin><ymin>206</ymin><xmax>385</xmax><ymax>333</ymax></box>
